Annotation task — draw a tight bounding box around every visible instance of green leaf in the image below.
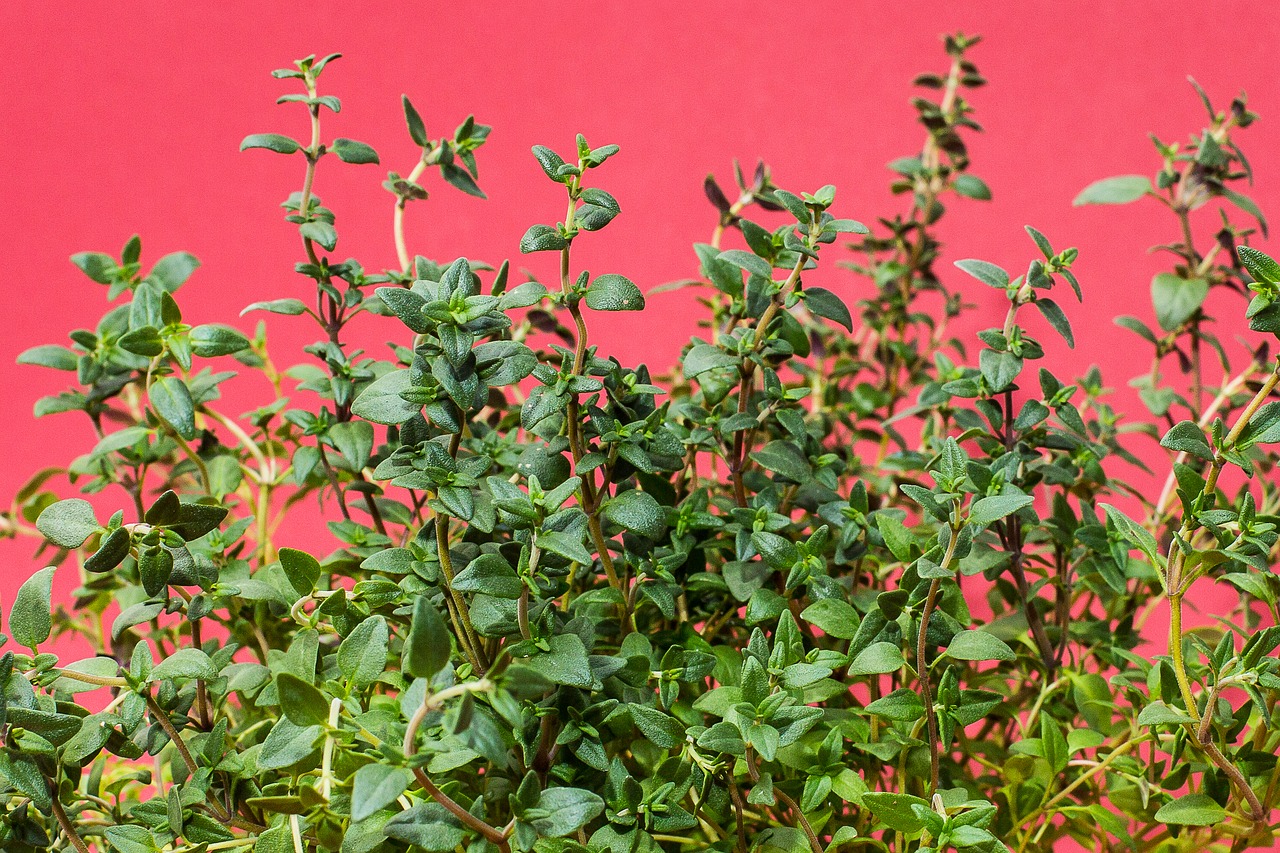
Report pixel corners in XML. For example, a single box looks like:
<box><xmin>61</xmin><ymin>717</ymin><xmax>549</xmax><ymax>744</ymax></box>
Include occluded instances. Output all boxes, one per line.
<box><xmin>1239</xmin><ymin>245</ymin><xmax>1280</xmax><ymax>285</ymax></box>
<box><xmin>338</xmin><ymin>615</ymin><xmax>389</xmax><ymax>687</ymax></box>
<box><xmin>300</xmin><ymin>221</ymin><xmax>338</xmax><ymax>251</ymax></box>
<box><xmin>945</xmin><ymin>630</ymin><xmax>1016</xmax><ymax>661</ymax></box>
<box><xmin>451</xmin><ymin>554</ymin><xmax>522</xmax><ymax>599</ymax></box>
<box><xmin>804</xmin><ymin>287</ymin><xmax>853</xmax><ymax>331</ymax></box>
<box><xmin>529</xmin><ymin>787</ymin><xmax>606</xmax><ymax>837</ymax></box>
<box><xmin>953</xmin><ymin>174</ymin><xmax>992</xmax><ymax>200</ymax></box>
<box><xmin>1160</xmin><ymin>420</ymin><xmax>1214</xmax><ymax>461</ymax></box>
<box><xmin>979</xmin><ymin>349</ymin><xmax>1022</xmax><ymax>392</ymax></box>
<box><xmin>1034</xmin><ymin>298</ymin><xmax>1074</xmax><ymax>348</ymax></box>
<box><xmin>968</xmin><ymin>494</ymin><xmax>1033</xmax><ymax>528</ymax></box>
<box><xmin>403</xmin><ymin>596</ymin><xmax>451</xmax><ymax>679</ymax></box>
<box><xmin>279</xmin><ymin>547</ymin><xmax>321</xmax><ymax>597</ymax></box>
<box><xmin>277</xmin><ymin>673</ymin><xmax>330</xmax><ymax>726</ymax></box>
<box><xmin>5</xmin><ymin>707</ymin><xmax>83</xmax><ymax>746</ymax></box>
<box><xmin>1222</xmin><ymin>188</ymin><xmax>1268</xmax><ymax>236</ymax></box>
<box><xmin>585</xmin><ymin>274</ymin><xmax>644</xmax><ymax>311</ymax></box>
<box><xmin>717</xmin><ymin>249</ymin><xmax>773</xmax><ymax>278</ymax></box>
<box><xmin>50</xmin><ymin>656</ymin><xmax>121</xmax><ymax>694</ymax></box>
<box><xmin>105</xmin><ymin>825</ymin><xmax>160</xmax><ymax>853</ymax></box>
<box><xmin>799</xmin><ymin>598</ymin><xmax>859</xmax><ymax>639</ymax></box>
<box><xmin>520</xmin><ymin>225</ymin><xmax>566</xmax><ymax>253</ymax></box>
<box><xmin>190</xmin><ymin>324</ymin><xmax>250</xmax><ymax>357</ymax></box>
<box><xmin>10</xmin><ymin>566</ymin><xmax>55</xmax><ymax>649</ymax></box>
<box><xmin>602</xmin><ymin>489</ymin><xmax>666</xmax><ymax>538</ymax></box>
<box><xmin>954</xmin><ymin>259</ymin><xmax>1009</xmax><ymax>289</ymax></box>
<box><xmin>402</xmin><ymin>96</ymin><xmax>428</xmax><ymax>147</ymax></box>
<box><xmin>385</xmin><ymin>803</ymin><xmax>466</xmax><ymax>850</ymax></box>
<box><xmin>240</xmin><ymin>133</ymin><xmax>301</xmax><ymax>154</ymax></box>
<box><xmin>523</xmin><ymin>633</ymin><xmax>593</xmax><ymax>688</ymax></box>
<box><xmin>257</xmin><ymin>718</ymin><xmax>323</xmax><ymax>771</ymax></box>
<box><xmin>865</xmin><ymin>688</ymin><xmax>925</xmax><ymax>722</ymax></box>
<box><xmin>150</xmin><ymin>376</ymin><xmax>196</xmax><ymax>440</ymax></box>
<box><xmin>1151</xmin><ymin>273</ymin><xmax>1208</xmax><ymax>332</ymax></box>
<box><xmin>351</xmin><ymin>369</ymin><xmax>420</xmax><ymax>425</ymax></box>
<box><xmin>441</xmin><ymin>163</ymin><xmax>486</xmax><ymax>199</ymax></box>
<box><xmin>682</xmin><ymin>343</ymin><xmax>737</xmax><ymax>378</ymax></box>
<box><xmin>826</xmin><ymin>218</ymin><xmax>869</xmax><ymax>234</ymax></box>
<box><xmin>1154</xmin><ymin>793</ymin><xmax>1226</xmax><ymax>826</ymax></box>
<box><xmin>329</xmin><ymin>420</ymin><xmax>375</xmax><ymax>471</ymax></box>
<box><xmin>1137</xmin><ymin>700</ymin><xmax>1195</xmax><ymax>726</ymax></box>
<box><xmin>149</xmin><ymin>251</ymin><xmax>201</xmax><ymax>291</ymax></box>
<box><xmin>17</xmin><ymin>344</ymin><xmax>79</xmax><ymax>371</ymax></box>
<box><xmin>151</xmin><ymin>648</ymin><xmax>218</xmax><ymax>681</ymax></box>
<box><xmin>1073</xmin><ymin>175</ymin><xmax>1151</xmax><ymax>206</ymax></box>
<box><xmin>332</xmin><ymin>138</ymin><xmax>379</xmax><ymax>165</ymax></box>
<box><xmin>628</xmin><ymin>703</ymin><xmax>685</xmax><ymax>748</ymax></box>
<box><xmin>351</xmin><ymin>763</ymin><xmax>413</xmax><ymax>822</ymax></box>
<box><xmin>848</xmin><ymin>642</ymin><xmax>905</xmax><ymax>676</ymax></box>
<box><xmin>242</xmin><ymin>298</ymin><xmax>308</xmax><ymax>316</ymax></box>
<box><xmin>862</xmin><ymin>792</ymin><xmax>931</xmax><ymax>833</ymax></box>
<box><xmin>1101</xmin><ymin>503</ymin><xmax>1163</xmax><ymax>571</ymax></box>
<box><xmin>750</xmin><ymin>440</ymin><xmax>811</xmax><ymax>484</ymax></box>
<box><xmin>36</xmin><ymin>499</ymin><xmax>100</xmax><ymax>548</ymax></box>
<box><xmin>71</xmin><ymin>251</ymin><xmax>116</xmax><ymax>283</ymax></box>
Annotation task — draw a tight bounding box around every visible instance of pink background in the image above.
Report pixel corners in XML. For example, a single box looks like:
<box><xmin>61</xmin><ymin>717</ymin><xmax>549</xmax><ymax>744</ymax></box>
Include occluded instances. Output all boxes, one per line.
<box><xmin>3</xmin><ymin>0</ymin><xmax>1279</xmax><ymax>733</ymax></box>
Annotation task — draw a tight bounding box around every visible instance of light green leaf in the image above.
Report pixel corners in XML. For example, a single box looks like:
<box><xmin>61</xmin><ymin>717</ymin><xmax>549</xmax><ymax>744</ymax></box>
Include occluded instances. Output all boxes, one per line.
<box><xmin>1154</xmin><ymin>793</ymin><xmax>1226</xmax><ymax>826</ymax></box>
<box><xmin>351</xmin><ymin>764</ymin><xmax>413</xmax><ymax>822</ymax></box>
<box><xmin>945</xmin><ymin>630</ymin><xmax>1016</xmax><ymax>662</ymax></box>
<box><xmin>1073</xmin><ymin>175</ymin><xmax>1151</xmax><ymax>206</ymax></box>
<box><xmin>968</xmin><ymin>494</ymin><xmax>1033</xmax><ymax>528</ymax></box>
<box><xmin>36</xmin><ymin>499</ymin><xmax>100</xmax><ymax>548</ymax></box>
<box><xmin>848</xmin><ymin>642</ymin><xmax>905</xmax><ymax>676</ymax></box>
<box><xmin>337</xmin><ymin>616</ymin><xmax>389</xmax><ymax>687</ymax></box>
<box><xmin>151</xmin><ymin>648</ymin><xmax>218</xmax><ymax>682</ymax></box>
<box><xmin>529</xmin><ymin>787</ymin><xmax>606</xmax><ymax>837</ymax></box>
<box><xmin>10</xmin><ymin>567</ymin><xmax>55</xmax><ymax>649</ymax></box>
<box><xmin>1151</xmin><ymin>273</ymin><xmax>1208</xmax><ymax>332</ymax></box>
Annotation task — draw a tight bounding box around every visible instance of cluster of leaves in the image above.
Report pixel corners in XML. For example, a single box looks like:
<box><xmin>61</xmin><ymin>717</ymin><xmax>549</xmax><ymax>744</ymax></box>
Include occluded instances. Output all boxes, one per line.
<box><xmin>6</xmin><ymin>37</ymin><xmax>1280</xmax><ymax>853</ymax></box>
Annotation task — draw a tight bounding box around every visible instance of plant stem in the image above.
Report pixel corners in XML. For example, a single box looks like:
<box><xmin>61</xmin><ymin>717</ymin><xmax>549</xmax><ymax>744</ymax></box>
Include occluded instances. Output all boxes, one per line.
<box><xmin>49</xmin><ymin>784</ymin><xmax>91</xmax><ymax>853</ymax></box>
<box><xmin>395</xmin><ymin>159</ymin><xmax>429</xmax><ymax>272</ymax></box>
<box><xmin>917</xmin><ymin>524</ymin><xmax>960</xmax><ymax>795</ymax></box>
<box><xmin>403</xmin><ymin>679</ymin><xmax>507</xmax><ymax>850</ymax></box>
<box><xmin>744</xmin><ymin>747</ymin><xmax>821</xmax><ymax>853</ymax></box>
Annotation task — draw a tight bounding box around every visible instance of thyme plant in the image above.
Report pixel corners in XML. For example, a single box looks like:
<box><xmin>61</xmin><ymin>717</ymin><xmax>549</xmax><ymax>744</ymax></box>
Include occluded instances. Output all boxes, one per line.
<box><xmin>5</xmin><ymin>35</ymin><xmax>1280</xmax><ymax>853</ymax></box>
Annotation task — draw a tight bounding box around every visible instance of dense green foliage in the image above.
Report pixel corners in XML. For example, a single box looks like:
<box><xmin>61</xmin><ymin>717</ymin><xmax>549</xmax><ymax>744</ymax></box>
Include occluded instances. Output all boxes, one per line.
<box><xmin>7</xmin><ymin>35</ymin><xmax>1280</xmax><ymax>853</ymax></box>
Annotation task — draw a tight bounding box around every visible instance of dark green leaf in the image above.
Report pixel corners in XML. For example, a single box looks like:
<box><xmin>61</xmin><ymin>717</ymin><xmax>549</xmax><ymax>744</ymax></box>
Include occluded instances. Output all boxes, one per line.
<box><xmin>602</xmin><ymin>489</ymin><xmax>666</xmax><ymax>538</ymax></box>
<box><xmin>150</xmin><ymin>376</ymin><xmax>196</xmax><ymax>440</ymax></box>
<box><xmin>585</xmin><ymin>274</ymin><xmax>644</xmax><ymax>312</ymax></box>
<box><xmin>240</xmin><ymin>133</ymin><xmax>300</xmax><ymax>154</ymax></box>
<box><xmin>332</xmin><ymin>138</ymin><xmax>379</xmax><ymax>165</ymax></box>
<box><xmin>804</xmin><ymin>287</ymin><xmax>853</xmax><ymax>330</ymax></box>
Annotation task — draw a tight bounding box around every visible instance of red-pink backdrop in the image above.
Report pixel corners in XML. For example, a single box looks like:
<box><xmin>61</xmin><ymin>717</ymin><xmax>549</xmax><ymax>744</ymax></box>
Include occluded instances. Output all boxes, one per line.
<box><xmin>3</xmin><ymin>0</ymin><xmax>1279</xmax><ymax>728</ymax></box>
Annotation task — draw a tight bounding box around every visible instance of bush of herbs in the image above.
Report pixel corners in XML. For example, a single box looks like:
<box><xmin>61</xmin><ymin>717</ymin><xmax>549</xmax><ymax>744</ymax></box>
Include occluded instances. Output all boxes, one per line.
<box><xmin>5</xmin><ymin>32</ymin><xmax>1280</xmax><ymax>853</ymax></box>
